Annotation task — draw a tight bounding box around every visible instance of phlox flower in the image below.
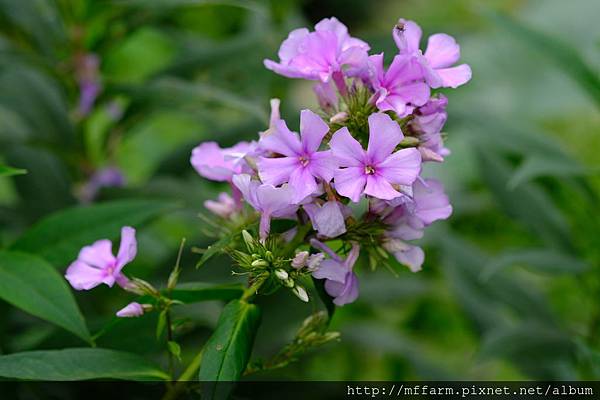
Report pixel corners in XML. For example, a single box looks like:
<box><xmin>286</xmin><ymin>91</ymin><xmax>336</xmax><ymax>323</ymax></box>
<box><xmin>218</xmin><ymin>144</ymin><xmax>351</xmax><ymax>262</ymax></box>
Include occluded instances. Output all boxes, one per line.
<box><xmin>257</xmin><ymin>110</ymin><xmax>337</xmax><ymax>203</ymax></box>
<box><xmin>410</xmin><ymin>94</ymin><xmax>449</xmax><ymax>162</ymax></box>
<box><xmin>368</xmin><ymin>53</ymin><xmax>431</xmax><ymax>117</ymax></box>
<box><xmin>393</xmin><ymin>19</ymin><xmax>472</xmax><ymax>89</ymax></box>
<box><xmin>303</xmin><ymin>200</ymin><xmax>350</xmax><ymax>239</ymax></box>
<box><xmin>204</xmin><ymin>192</ymin><xmax>238</xmax><ymax>219</ymax></box>
<box><xmin>264</xmin><ymin>17</ymin><xmax>370</xmax><ymax>84</ymax></box>
<box><xmin>232</xmin><ymin>174</ymin><xmax>298</xmax><ymax>241</ymax></box>
<box><xmin>310</xmin><ymin>239</ymin><xmax>360</xmax><ymax>306</ymax></box>
<box><xmin>65</xmin><ymin>226</ymin><xmax>137</xmax><ymax>290</ymax></box>
<box><xmin>329</xmin><ymin>112</ymin><xmax>421</xmax><ymax>202</ymax></box>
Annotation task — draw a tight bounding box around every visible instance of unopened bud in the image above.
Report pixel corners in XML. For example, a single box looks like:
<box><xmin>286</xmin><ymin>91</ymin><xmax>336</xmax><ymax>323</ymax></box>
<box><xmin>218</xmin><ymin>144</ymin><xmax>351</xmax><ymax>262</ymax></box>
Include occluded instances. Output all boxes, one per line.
<box><xmin>123</xmin><ymin>278</ymin><xmax>160</xmax><ymax>297</ymax></box>
<box><xmin>400</xmin><ymin>136</ymin><xmax>420</xmax><ymax>147</ymax></box>
<box><xmin>292</xmin><ymin>285</ymin><xmax>309</xmax><ymax>302</ymax></box>
<box><xmin>329</xmin><ymin>111</ymin><xmax>348</xmax><ymax>124</ymax></box>
<box><xmin>291</xmin><ymin>251</ymin><xmax>309</xmax><ymax>269</ymax></box>
<box><xmin>274</xmin><ymin>269</ymin><xmax>289</xmax><ymax>280</ymax></box>
<box><xmin>307</xmin><ymin>253</ymin><xmax>325</xmax><ymax>271</ymax></box>
<box><xmin>251</xmin><ymin>259</ymin><xmax>269</xmax><ymax>268</ymax></box>
<box><xmin>418</xmin><ymin>146</ymin><xmax>444</xmax><ymax>162</ymax></box>
<box><xmin>242</xmin><ymin>230</ymin><xmax>255</xmax><ymax>251</ymax></box>
<box><xmin>264</xmin><ymin>250</ymin><xmax>274</xmax><ymax>262</ymax></box>
<box><xmin>284</xmin><ymin>277</ymin><xmax>295</xmax><ymax>288</ymax></box>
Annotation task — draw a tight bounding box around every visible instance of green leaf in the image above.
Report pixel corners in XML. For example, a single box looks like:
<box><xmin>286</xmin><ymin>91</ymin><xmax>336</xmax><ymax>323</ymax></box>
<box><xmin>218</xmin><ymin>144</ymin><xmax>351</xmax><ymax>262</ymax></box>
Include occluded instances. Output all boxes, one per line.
<box><xmin>168</xmin><ymin>341</ymin><xmax>181</xmax><ymax>360</ymax></box>
<box><xmin>169</xmin><ymin>282</ymin><xmax>244</xmax><ymax>303</ymax></box>
<box><xmin>199</xmin><ymin>300</ymin><xmax>261</xmax><ymax>384</ymax></box>
<box><xmin>312</xmin><ymin>277</ymin><xmax>335</xmax><ymax>321</ymax></box>
<box><xmin>0</xmin><ymin>348</ymin><xmax>168</xmax><ymax>380</ymax></box>
<box><xmin>156</xmin><ymin>309</ymin><xmax>167</xmax><ymax>340</ymax></box>
<box><xmin>0</xmin><ymin>251</ymin><xmax>91</xmax><ymax>343</ymax></box>
<box><xmin>0</xmin><ymin>164</ymin><xmax>26</xmax><ymax>177</ymax></box>
<box><xmin>508</xmin><ymin>155</ymin><xmax>595</xmax><ymax>189</ymax></box>
<box><xmin>11</xmin><ymin>199</ymin><xmax>175</xmax><ymax>268</ymax></box>
<box><xmin>481</xmin><ymin>248</ymin><xmax>588</xmax><ymax>280</ymax></box>
<box><xmin>485</xmin><ymin>10</ymin><xmax>600</xmax><ymax>109</ymax></box>
<box><xmin>196</xmin><ymin>235</ymin><xmax>234</xmax><ymax>268</ymax></box>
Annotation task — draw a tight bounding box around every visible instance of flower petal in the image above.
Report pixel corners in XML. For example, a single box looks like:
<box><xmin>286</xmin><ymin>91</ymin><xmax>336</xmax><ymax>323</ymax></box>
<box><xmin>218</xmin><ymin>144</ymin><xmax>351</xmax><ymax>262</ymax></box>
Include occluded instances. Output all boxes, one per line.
<box><xmin>304</xmin><ymin>201</ymin><xmax>346</xmax><ymax>238</ymax></box>
<box><xmin>364</xmin><ymin>174</ymin><xmax>402</xmax><ymax>200</ymax></box>
<box><xmin>257</xmin><ymin>156</ymin><xmax>300</xmax><ymax>187</ymax></box>
<box><xmin>116</xmin><ymin>226</ymin><xmax>137</xmax><ymax>271</ymax></box>
<box><xmin>78</xmin><ymin>239</ymin><xmax>115</xmax><ymax>270</ymax></box>
<box><xmin>309</xmin><ymin>150</ymin><xmax>337</xmax><ymax>182</ymax></box>
<box><xmin>392</xmin><ymin>244</ymin><xmax>424</xmax><ymax>272</ymax></box>
<box><xmin>436</xmin><ymin>64</ymin><xmax>472</xmax><ymax>88</ymax></box>
<box><xmin>65</xmin><ymin>260</ymin><xmax>108</xmax><ymax>290</ymax></box>
<box><xmin>312</xmin><ymin>259</ymin><xmax>347</xmax><ymax>283</ymax></box>
<box><xmin>424</xmin><ymin>33</ymin><xmax>460</xmax><ymax>69</ymax></box>
<box><xmin>366</xmin><ymin>113</ymin><xmax>403</xmax><ymax>164</ymax></box>
<box><xmin>259</xmin><ymin>119</ymin><xmax>302</xmax><ymax>156</ymax></box>
<box><xmin>288</xmin><ymin>166</ymin><xmax>318</xmax><ymax>203</ymax></box>
<box><xmin>377</xmin><ymin>148</ymin><xmax>421</xmax><ymax>185</ymax></box>
<box><xmin>333</xmin><ymin>167</ymin><xmax>366</xmax><ymax>202</ymax></box>
<box><xmin>300</xmin><ymin>109</ymin><xmax>329</xmax><ymax>153</ymax></box>
<box><xmin>393</xmin><ymin>19</ymin><xmax>422</xmax><ymax>54</ymax></box>
<box><xmin>413</xmin><ymin>179</ymin><xmax>453</xmax><ymax>225</ymax></box>
<box><xmin>329</xmin><ymin>127</ymin><xmax>366</xmax><ymax>167</ymax></box>
<box><xmin>326</xmin><ymin>271</ymin><xmax>359</xmax><ymax>306</ymax></box>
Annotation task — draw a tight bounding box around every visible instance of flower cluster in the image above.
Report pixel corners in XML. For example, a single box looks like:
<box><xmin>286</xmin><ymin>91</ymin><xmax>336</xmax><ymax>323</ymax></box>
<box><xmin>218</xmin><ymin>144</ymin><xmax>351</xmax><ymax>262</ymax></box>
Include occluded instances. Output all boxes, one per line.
<box><xmin>191</xmin><ymin>17</ymin><xmax>467</xmax><ymax>306</ymax></box>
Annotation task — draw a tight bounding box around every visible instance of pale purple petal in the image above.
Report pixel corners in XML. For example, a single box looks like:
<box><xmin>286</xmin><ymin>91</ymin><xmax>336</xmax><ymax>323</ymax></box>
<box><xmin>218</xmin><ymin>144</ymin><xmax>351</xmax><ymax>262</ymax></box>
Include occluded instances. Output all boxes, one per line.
<box><xmin>204</xmin><ymin>192</ymin><xmax>237</xmax><ymax>218</ymax></box>
<box><xmin>333</xmin><ymin>167</ymin><xmax>366</xmax><ymax>202</ymax></box>
<box><xmin>288</xmin><ymin>166</ymin><xmax>318</xmax><ymax>203</ymax></box>
<box><xmin>435</xmin><ymin>64</ymin><xmax>472</xmax><ymax>88</ymax></box>
<box><xmin>364</xmin><ymin>174</ymin><xmax>402</xmax><ymax>200</ymax></box>
<box><xmin>339</xmin><ymin>46</ymin><xmax>369</xmax><ymax>77</ymax></box>
<box><xmin>394</xmin><ymin>245</ymin><xmax>424</xmax><ymax>272</ymax></box>
<box><xmin>300</xmin><ymin>109</ymin><xmax>329</xmax><ymax>153</ymax></box>
<box><xmin>413</xmin><ymin>179</ymin><xmax>452</xmax><ymax>225</ymax></box>
<box><xmin>312</xmin><ymin>259</ymin><xmax>347</xmax><ymax>283</ymax></box>
<box><xmin>116</xmin><ymin>302</ymin><xmax>144</xmax><ymax>318</ymax></box>
<box><xmin>308</xmin><ymin>150</ymin><xmax>337</xmax><ymax>182</ymax></box>
<box><xmin>116</xmin><ymin>226</ymin><xmax>136</xmax><ymax>271</ymax></box>
<box><xmin>304</xmin><ymin>200</ymin><xmax>346</xmax><ymax>238</ymax></box>
<box><xmin>329</xmin><ymin>127</ymin><xmax>366</xmax><ymax>167</ymax></box>
<box><xmin>232</xmin><ymin>174</ymin><xmax>260</xmax><ymax>210</ymax></box>
<box><xmin>424</xmin><ymin>33</ymin><xmax>460</xmax><ymax>69</ymax></box>
<box><xmin>393</xmin><ymin>19</ymin><xmax>422</xmax><ymax>54</ymax></box>
<box><xmin>393</xmin><ymin>81</ymin><xmax>430</xmax><ymax>107</ymax></box>
<box><xmin>325</xmin><ymin>271</ymin><xmax>359</xmax><ymax>306</ymax></box>
<box><xmin>257</xmin><ymin>156</ymin><xmax>300</xmax><ymax>186</ymax></box>
<box><xmin>377</xmin><ymin>148</ymin><xmax>422</xmax><ymax>185</ymax></box>
<box><xmin>65</xmin><ymin>260</ymin><xmax>107</xmax><ymax>290</ymax></box>
<box><xmin>278</xmin><ymin>28</ymin><xmax>310</xmax><ymax>62</ymax></box>
<box><xmin>366</xmin><ymin>113</ymin><xmax>403</xmax><ymax>164</ymax></box>
<box><xmin>314</xmin><ymin>81</ymin><xmax>337</xmax><ymax>111</ymax></box>
<box><xmin>259</xmin><ymin>119</ymin><xmax>302</xmax><ymax>156</ymax></box>
<box><xmin>77</xmin><ymin>239</ymin><xmax>115</xmax><ymax>270</ymax></box>
<box><xmin>256</xmin><ymin>184</ymin><xmax>296</xmax><ymax>216</ymax></box>
<box><xmin>191</xmin><ymin>142</ymin><xmax>239</xmax><ymax>182</ymax></box>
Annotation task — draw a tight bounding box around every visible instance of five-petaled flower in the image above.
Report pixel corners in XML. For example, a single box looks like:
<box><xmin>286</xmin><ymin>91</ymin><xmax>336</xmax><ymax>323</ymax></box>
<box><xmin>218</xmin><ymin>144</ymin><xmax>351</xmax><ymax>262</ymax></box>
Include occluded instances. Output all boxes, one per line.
<box><xmin>329</xmin><ymin>112</ymin><xmax>421</xmax><ymax>202</ymax></box>
<box><xmin>65</xmin><ymin>226</ymin><xmax>137</xmax><ymax>290</ymax></box>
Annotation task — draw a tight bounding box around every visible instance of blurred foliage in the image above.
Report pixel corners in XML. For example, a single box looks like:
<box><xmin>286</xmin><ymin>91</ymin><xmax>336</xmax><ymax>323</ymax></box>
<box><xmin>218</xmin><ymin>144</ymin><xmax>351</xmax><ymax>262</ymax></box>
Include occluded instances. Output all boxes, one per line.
<box><xmin>0</xmin><ymin>0</ymin><xmax>599</xmax><ymax>382</ymax></box>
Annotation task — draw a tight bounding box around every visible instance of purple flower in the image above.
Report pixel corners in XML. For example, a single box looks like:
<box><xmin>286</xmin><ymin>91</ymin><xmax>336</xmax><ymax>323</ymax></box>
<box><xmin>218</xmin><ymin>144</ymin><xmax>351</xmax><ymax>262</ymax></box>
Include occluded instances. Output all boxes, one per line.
<box><xmin>116</xmin><ymin>302</ymin><xmax>144</xmax><ymax>318</ymax></box>
<box><xmin>329</xmin><ymin>112</ymin><xmax>421</xmax><ymax>202</ymax></box>
<box><xmin>79</xmin><ymin>166</ymin><xmax>126</xmax><ymax>203</ymax></box>
<box><xmin>232</xmin><ymin>174</ymin><xmax>298</xmax><ymax>241</ymax></box>
<box><xmin>393</xmin><ymin>19</ymin><xmax>472</xmax><ymax>89</ymax></box>
<box><xmin>191</xmin><ymin>141</ymin><xmax>256</xmax><ymax>182</ymax></box>
<box><xmin>310</xmin><ymin>240</ymin><xmax>360</xmax><ymax>306</ymax></box>
<box><xmin>257</xmin><ymin>110</ymin><xmax>337</xmax><ymax>203</ymax></box>
<box><xmin>368</xmin><ymin>53</ymin><xmax>431</xmax><ymax>117</ymax></box>
<box><xmin>65</xmin><ymin>226</ymin><xmax>137</xmax><ymax>290</ymax></box>
<box><xmin>264</xmin><ymin>17</ymin><xmax>370</xmax><ymax>83</ymax></box>
<box><xmin>314</xmin><ymin>80</ymin><xmax>338</xmax><ymax>112</ymax></box>
<box><xmin>303</xmin><ymin>200</ymin><xmax>349</xmax><ymax>238</ymax></box>
<box><xmin>204</xmin><ymin>192</ymin><xmax>238</xmax><ymax>219</ymax></box>
<box><xmin>381</xmin><ymin>178</ymin><xmax>452</xmax><ymax>271</ymax></box>
<box><xmin>260</xmin><ymin>98</ymin><xmax>282</xmax><ymax>138</ymax></box>
<box><xmin>76</xmin><ymin>54</ymin><xmax>101</xmax><ymax>116</ymax></box>
<box><xmin>410</xmin><ymin>95</ymin><xmax>449</xmax><ymax>162</ymax></box>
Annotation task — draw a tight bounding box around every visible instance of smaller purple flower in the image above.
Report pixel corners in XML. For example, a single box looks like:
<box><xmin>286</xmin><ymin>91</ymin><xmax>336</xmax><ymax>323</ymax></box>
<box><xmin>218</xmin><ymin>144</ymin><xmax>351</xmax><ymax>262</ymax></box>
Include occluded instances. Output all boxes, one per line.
<box><xmin>191</xmin><ymin>141</ymin><xmax>256</xmax><ymax>182</ymax></box>
<box><xmin>264</xmin><ymin>17</ymin><xmax>370</xmax><ymax>83</ymax></box>
<box><xmin>258</xmin><ymin>110</ymin><xmax>338</xmax><ymax>203</ymax></box>
<box><xmin>329</xmin><ymin>112</ymin><xmax>421</xmax><ymax>202</ymax></box>
<box><xmin>232</xmin><ymin>174</ymin><xmax>298</xmax><ymax>241</ymax></box>
<box><xmin>76</xmin><ymin>54</ymin><xmax>102</xmax><ymax>116</ymax></box>
<box><xmin>116</xmin><ymin>302</ymin><xmax>144</xmax><ymax>318</ymax></box>
<box><xmin>204</xmin><ymin>192</ymin><xmax>239</xmax><ymax>219</ymax></box>
<box><xmin>368</xmin><ymin>53</ymin><xmax>431</xmax><ymax>117</ymax></box>
<box><xmin>410</xmin><ymin>95</ymin><xmax>449</xmax><ymax>162</ymax></box>
<box><xmin>65</xmin><ymin>226</ymin><xmax>137</xmax><ymax>290</ymax></box>
<box><xmin>310</xmin><ymin>239</ymin><xmax>360</xmax><ymax>306</ymax></box>
<box><xmin>313</xmin><ymin>80</ymin><xmax>338</xmax><ymax>113</ymax></box>
<box><xmin>79</xmin><ymin>166</ymin><xmax>126</xmax><ymax>203</ymax></box>
<box><xmin>393</xmin><ymin>19</ymin><xmax>472</xmax><ymax>89</ymax></box>
<box><xmin>303</xmin><ymin>200</ymin><xmax>349</xmax><ymax>238</ymax></box>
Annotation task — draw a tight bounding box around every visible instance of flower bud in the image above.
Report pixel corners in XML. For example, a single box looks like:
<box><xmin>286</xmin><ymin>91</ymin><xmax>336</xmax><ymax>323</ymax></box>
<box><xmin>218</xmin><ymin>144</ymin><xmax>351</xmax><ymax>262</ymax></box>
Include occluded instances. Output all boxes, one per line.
<box><xmin>242</xmin><ymin>230</ymin><xmax>255</xmax><ymax>252</ymax></box>
<box><xmin>418</xmin><ymin>146</ymin><xmax>444</xmax><ymax>162</ymax></box>
<box><xmin>116</xmin><ymin>302</ymin><xmax>146</xmax><ymax>318</ymax></box>
<box><xmin>329</xmin><ymin>112</ymin><xmax>348</xmax><ymax>124</ymax></box>
<box><xmin>291</xmin><ymin>251</ymin><xmax>309</xmax><ymax>269</ymax></box>
<box><xmin>274</xmin><ymin>269</ymin><xmax>289</xmax><ymax>280</ymax></box>
<box><xmin>283</xmin><ymin>277</ymin><xmax>295</xmax><ymax>288</ymax></box>
<box><xmin>307</xmin><ymin>253</ymin><xmax>325</xmax><ymax>271</ymax></box>
<box><xmin>292</xmin><ymin>285</ymin><xmax>309</xmax><ymax>302</ymax></box>
<box><xmin>251</xmin><ymin>259</ymin><xmax>269</xmax><ymax>268</ymax></box>
<box><xmin>264</xmin><ymin>250</ymin><xmax>274</xmax><ymax>262</ymax></box>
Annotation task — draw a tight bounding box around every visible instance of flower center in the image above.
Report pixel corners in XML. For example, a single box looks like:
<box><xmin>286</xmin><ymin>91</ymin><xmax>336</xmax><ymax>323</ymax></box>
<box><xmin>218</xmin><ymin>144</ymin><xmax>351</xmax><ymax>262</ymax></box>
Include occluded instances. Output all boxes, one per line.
<box><xmin>299</xmin><ymin>155</ymin><xmax>310</xmax><ymax>167</ymax></box>
<box><xmin>364</xmin><ymin>165</ymin><xmax>376</xmax><ymax>175</ymax></box>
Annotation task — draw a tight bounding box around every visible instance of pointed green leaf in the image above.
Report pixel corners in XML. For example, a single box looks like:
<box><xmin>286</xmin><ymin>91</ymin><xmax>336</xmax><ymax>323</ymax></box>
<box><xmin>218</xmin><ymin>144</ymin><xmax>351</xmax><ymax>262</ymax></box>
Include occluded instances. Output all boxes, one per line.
<box><xmin>12</xmin><ymin>199</ymin><xmax>175</xmax><ymax>268</ymax></box>
<box><xmin>508</xmin><ymin>155</ymin><xmax>595</xmax><ymax>189</ymax></box>
<box><xmin>0</xmin><ymin>251</ymin><xmax>91</xmax><ymax>343</ymax></box>
<box><xmin>199</xmin><ymin>300</ymin><xmax>261</xmax><ymax>384</ymax></box>
<box><xmin>0</xmin><ymin>164</ymin><xmax>26</xmax><ymax>177</ymax></box>
<box><xmin>0</xmin><ymin>348</ymin><xmax>168</xmax><ymax>380</ymax></box>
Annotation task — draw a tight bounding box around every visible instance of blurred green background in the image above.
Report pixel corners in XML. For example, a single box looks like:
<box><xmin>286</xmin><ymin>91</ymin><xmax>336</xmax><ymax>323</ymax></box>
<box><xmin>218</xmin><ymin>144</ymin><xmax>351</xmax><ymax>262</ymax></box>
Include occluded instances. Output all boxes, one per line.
<box><xmin>1</xmin><ymin>0</ymin><xmax>600</xmax><ymax>381</ymax></box>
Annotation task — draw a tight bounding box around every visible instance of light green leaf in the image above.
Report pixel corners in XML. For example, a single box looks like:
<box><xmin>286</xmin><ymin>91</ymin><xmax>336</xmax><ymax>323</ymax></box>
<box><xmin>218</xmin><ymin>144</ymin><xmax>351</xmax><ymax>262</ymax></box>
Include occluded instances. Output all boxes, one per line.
<box><xmin>0</xmin><ymin>251</ymin><xmax>90</xmax><ymax>343</ymax></box>
<box><xmin>169</xmin><ymin>282</ymin><xmax>244</xmax><ymax>303</ymax></box>
<box><xmin>0</xmin><ymin>348</ymin><xmax>168</xmax><ymax>380</ymax></box>
<box><xmin>199</xmin><ymin>300</ymin><xmax>261</xmax><ymax>385</ymax></box>
<box><xmin>12</xmin><ymin>199</ymin><xmax>175</xmax><ymax>268</ymax></box>
<box><xmin>0</xmin><ymin>164</ymin><xmax>26</xmax><ymax>177</ymax></box>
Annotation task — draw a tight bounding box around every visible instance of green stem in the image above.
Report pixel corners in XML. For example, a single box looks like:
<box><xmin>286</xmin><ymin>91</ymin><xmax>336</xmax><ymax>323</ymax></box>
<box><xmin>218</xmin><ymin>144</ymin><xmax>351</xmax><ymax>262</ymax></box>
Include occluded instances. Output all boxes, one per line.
<box><xmin>166</xmin><ymin>309</ymin><xmax>174</xmax><ymax>382</ymax></box>
<box><xmin>161</xmin><ymin>350</ymin><xmax>204</xmax><ymax>400</ymax></box>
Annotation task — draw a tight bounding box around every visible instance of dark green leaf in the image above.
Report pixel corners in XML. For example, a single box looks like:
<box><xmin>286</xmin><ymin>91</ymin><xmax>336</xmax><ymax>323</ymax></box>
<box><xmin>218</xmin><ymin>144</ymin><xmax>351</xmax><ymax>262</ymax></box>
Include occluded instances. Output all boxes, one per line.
<box><xmin>312</xmin><ymin>277</ymin><xmax>335</xmax><ymax>321</ymax></box>
<box><xmin>196</xmin><ymin>235</ymin><xmax>234</xmax><ymax>268</ymax></box>
<box><xmin>168</xmin><ymin>341</ymin><xmax>181</xmax><ymax>360</ymax></box>
<box><xmin>169</xmin><ymin>282</ymin><xmax>244</xmax><ymax>303</ymax></box>
<box><xmin>0</xmin><ymin>251</ymin><xmax>90</xmax><ymax>343</ymax></box>
<box><xmin>0</xmin><ymin>348</ymin><xmax>168</xmax><ymax>380</ymax></box>
<box><xmin>12</xmin><ymin>199</ymin><xmax>175</xmax><ymax>268</ymax></box>
<box><xmin>156</xmin><ymin>309</ymin><xmax>167</xmax><ymax>340</ymax></box>
<box><xmin>199</xmin><ymin>300</ymin><xmax>261</xmax><ymax>383</ymax></box>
